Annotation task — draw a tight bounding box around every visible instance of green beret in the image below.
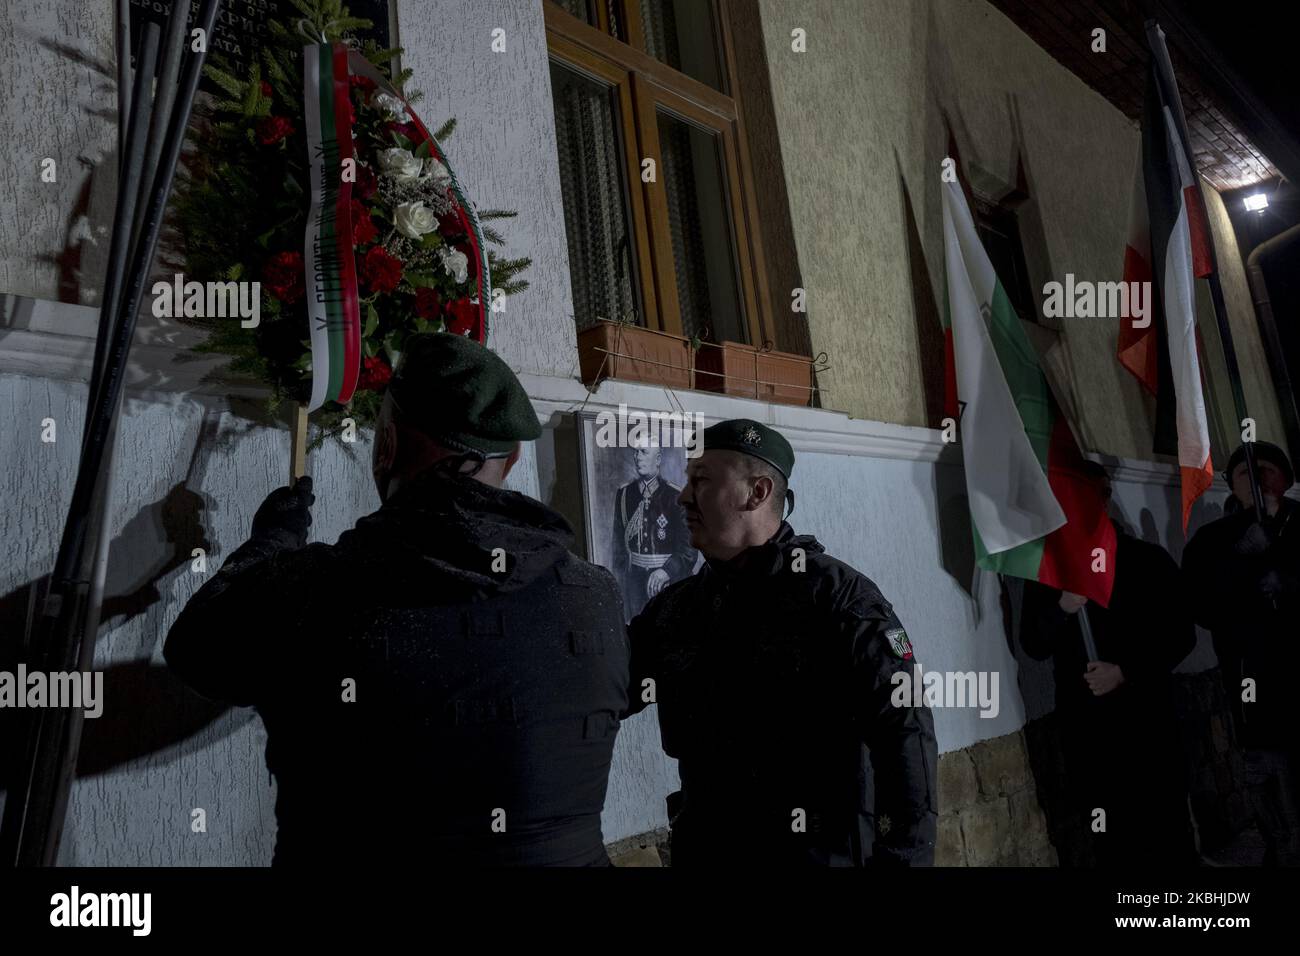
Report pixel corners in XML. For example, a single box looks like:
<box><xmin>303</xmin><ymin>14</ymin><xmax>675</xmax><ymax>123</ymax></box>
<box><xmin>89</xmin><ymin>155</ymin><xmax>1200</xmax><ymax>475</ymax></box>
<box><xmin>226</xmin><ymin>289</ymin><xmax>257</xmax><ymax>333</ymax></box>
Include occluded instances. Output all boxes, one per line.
<box><xmin>703</xmin><ymin>419</ymin><xmax>794</xmax><ymax>479</ymax></box>
<box><xmin>387</xmin><ymin>332</ymin><xmax>540</xmax><ymax>456</ymax></box>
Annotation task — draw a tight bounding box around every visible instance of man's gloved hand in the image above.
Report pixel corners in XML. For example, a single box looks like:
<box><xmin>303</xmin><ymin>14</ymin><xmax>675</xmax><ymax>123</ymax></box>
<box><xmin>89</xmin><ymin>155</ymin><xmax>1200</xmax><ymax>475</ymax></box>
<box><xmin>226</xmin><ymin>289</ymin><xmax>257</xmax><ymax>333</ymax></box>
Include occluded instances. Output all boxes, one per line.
<box><xmin>1234</xmin><ymin>522</ymin><xmax>1271</xmax><ymax>556</ymax></box>
<box><xmin>250</xmin><ymin>476</ymin><xmax>315</xmax><ymax>550</ymax></box>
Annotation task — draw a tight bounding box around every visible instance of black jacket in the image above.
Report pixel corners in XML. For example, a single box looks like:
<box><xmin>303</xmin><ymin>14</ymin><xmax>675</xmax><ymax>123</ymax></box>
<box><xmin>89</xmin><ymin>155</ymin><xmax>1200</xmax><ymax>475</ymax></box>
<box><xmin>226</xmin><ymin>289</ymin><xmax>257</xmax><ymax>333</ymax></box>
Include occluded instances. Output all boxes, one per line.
<box><xmin>610</xmin><ymin>475</ymin><xmax>697</xmax><ymax>617</ymax></box>
<box><xmin>625</xmin><ymin>523</ymin><xmax>938</xmax><ymax>866</ymax></box>
<box><xmin>1022</xmin><ymin>527</ymin><xmax>1195</xmax><ymax>719</ymax></box>
<box><xmin>1181</xmin><ymin>498</ymin><xmax>1300</xmax><ymax>751</ymax></box>
<box><xmin>164</xmin><ymin>470</ymin><xmax>629</xmax><ymax>866</ymax></box>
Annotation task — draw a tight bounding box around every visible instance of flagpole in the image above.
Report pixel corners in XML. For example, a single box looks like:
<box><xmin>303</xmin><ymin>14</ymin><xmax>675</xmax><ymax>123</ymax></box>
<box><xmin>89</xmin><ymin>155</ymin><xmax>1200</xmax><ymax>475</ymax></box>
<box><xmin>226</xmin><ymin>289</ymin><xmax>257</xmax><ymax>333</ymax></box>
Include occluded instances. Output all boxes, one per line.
<box><xmin>1145</xmin><ymin>19</ymin><xmax>1266</xmax><ymax>521</ymax></box>
<box><xmin>1077</xmin><ymin>605</ymin><xmax>1099</xmax><ymax>663</ymax></box>
<box><xmin>290</xmin><ymin>403</ymin><xmax>309</xmax><ymax>482</ymax></box>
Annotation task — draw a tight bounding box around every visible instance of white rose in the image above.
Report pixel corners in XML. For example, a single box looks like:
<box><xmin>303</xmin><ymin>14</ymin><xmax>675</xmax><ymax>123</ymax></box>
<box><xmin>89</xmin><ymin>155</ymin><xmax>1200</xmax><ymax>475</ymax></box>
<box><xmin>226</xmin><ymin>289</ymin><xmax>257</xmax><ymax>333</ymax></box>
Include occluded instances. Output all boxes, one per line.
<box><xmin>394</xmin><ymin>201</ymin><xmax>438</xmax><ymax>239</ymax></box>
<box><xmin>376</xmin><ymin>147</ymin><xmax>422</xmax><ymax>182</ymax></box>
<box><xmin>373</xmin><ymin>92</ymin><xmax>407</xmax><ymax>120</ymax></box>
<box><xmin>423</xmin><ymin>158</ymin><xmax>452</xmax><ymax>187</ymax></box>
<box><xmin>440</xmin><ymin>247</ymin><xmax>470</xmax><ymax>284</ymax></box>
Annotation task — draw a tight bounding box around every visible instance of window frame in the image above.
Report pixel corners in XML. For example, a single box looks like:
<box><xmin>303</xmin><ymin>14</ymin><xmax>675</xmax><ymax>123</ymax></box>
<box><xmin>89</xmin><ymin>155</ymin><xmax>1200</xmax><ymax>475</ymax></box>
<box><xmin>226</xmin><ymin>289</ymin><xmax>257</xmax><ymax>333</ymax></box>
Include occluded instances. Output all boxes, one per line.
<box><xmin>544</xmin><ymin>0</ymin><xmax>773</xmax><ymax>347</ymax></box>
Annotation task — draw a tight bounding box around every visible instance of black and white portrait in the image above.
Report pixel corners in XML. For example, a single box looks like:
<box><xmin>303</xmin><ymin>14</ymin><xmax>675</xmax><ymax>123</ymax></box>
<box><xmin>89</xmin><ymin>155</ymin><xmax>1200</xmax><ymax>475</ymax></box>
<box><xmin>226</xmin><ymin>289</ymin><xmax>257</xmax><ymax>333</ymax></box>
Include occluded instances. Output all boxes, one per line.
<box><xmin>576</xmin><ymin>411</ymin><xmax>702</xmax><ymax>621</ymax></box>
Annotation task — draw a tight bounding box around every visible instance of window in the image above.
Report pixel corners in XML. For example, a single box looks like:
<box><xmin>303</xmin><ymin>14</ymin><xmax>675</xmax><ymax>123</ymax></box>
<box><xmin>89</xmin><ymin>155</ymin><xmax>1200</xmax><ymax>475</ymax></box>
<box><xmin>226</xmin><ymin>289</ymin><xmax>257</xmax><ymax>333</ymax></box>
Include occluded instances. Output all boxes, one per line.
<box><xmin>974</xmin><ymin>194</ymin><xmax>1036</xmax><ymax>323</ymax></box>
<box><xmin>545</xmin><ymin>0</ymin><xmax>771</xmax><ymax>347</ymax></box>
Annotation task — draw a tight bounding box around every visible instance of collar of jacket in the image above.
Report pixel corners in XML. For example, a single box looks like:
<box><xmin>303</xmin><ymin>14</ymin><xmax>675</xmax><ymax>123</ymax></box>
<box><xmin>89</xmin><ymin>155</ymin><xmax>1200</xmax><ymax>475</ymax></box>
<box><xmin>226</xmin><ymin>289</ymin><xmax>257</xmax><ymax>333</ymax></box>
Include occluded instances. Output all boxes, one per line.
<box><xmin>703</xmin><ymin>522</ymin><xmax>824</xmax><ymax>579</ymax></box>
<box><xmin>381</xmin><ymin>465</ymin><xmax>575</xmax><ymax>544</ymax></box>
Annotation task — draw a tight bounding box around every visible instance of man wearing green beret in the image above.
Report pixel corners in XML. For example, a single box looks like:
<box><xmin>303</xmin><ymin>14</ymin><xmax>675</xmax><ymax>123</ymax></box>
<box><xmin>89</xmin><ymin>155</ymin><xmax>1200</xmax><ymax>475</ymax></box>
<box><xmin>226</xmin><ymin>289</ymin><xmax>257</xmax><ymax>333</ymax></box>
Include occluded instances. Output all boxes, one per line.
<box><xmin>624</xmin><ymin>418</ymin><xmax>939</xmax><ymax>866</ymax></box>
<box><xmin>166</xmin><ymin>333</ymin><xmax>630</xmax><ymax>867</ymax></box>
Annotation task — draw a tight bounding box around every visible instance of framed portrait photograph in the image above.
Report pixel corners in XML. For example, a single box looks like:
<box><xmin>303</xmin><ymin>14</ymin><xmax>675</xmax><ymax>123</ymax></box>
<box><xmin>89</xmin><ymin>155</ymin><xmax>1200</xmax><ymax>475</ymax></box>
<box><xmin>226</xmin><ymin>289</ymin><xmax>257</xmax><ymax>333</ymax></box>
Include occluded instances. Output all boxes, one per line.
<box><xmin>574</xmin><ymin>410</ymin><xmax>703</xmax><ymax>622</ymax></box>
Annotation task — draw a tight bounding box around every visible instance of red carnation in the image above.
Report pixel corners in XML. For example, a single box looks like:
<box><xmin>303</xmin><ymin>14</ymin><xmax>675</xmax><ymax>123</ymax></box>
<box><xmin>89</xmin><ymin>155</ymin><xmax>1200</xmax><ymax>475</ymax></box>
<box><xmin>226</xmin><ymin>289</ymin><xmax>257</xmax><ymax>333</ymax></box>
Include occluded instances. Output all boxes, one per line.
<box><xmin>414</xmin><ymin>287</ymin><xmax>441</xmax><ymax>319</ymax></box>
<box><xmin>392</xmin><ymin>120</ymin><xmax>421</xmax><ymax>142</ymax></box>
<box><xmin>350</xmin><ymin>75</ymin><xmax>376</xmax><ymax>95</ymax></box>
<box><xmin>361</xmin><ymin>245</ymin><xmax>403</xmax><ymax>294</ymax></box>
<box><xmin>262</xmin><ymin>251</ymin><xmax>305</xmax><ymax>304</ymax></box>
<box><xmin>437</xmin><ymin>211</ymin><xmax>465</xmax><ymax>242</ymax></box>
<box><xmin>256</xmin><ymin>115</ymin><xmax>294</xmax><ymax>145</ymax></box>
<box><xmin>444</xmin><ymin>297</ymin><xmax>480</xmax><ymax>338</ymax></box>
<box><xmin>351</xmin><ymin>200</ymin><xmax>378</xmax><ymax>245</ymax></box>
<box><xmin>358</xmin><ymin>355</ymin><xmax>392</xmax><ymax>392</ymax></box>
<box><xmin>355</xmin><ymin>162</ymin><xmax>377</xmax><ymax>200</ymax></box>
<box><xmin>260</xmin><ymin>80</ymin><xmax>273</xmax><ymax>97</ymax></box>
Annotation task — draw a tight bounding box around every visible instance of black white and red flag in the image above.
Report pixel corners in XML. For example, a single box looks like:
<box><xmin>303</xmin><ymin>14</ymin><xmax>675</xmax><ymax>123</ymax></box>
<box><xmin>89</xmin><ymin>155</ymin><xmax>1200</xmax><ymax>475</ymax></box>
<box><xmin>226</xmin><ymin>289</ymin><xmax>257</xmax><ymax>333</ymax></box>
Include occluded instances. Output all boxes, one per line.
<box><xmin>1118</xmin><ymin>23</ymin><xmax>1216</xmax><ymax>527</ymax></box>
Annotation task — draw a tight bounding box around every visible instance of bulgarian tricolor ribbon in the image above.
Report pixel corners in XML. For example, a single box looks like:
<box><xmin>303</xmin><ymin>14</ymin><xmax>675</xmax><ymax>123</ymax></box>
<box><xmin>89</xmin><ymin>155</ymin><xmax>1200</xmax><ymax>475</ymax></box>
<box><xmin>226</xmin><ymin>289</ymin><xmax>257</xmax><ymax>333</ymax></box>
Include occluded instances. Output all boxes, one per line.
<box><xmin>303</xmin><ymin>42</ymin><xmax>361</xmax><ymax>412</ymax></box>
<box><xmin>346</xmin><ymin>49</ymin><xmax>493</xmax><ymax>344</ymax></box>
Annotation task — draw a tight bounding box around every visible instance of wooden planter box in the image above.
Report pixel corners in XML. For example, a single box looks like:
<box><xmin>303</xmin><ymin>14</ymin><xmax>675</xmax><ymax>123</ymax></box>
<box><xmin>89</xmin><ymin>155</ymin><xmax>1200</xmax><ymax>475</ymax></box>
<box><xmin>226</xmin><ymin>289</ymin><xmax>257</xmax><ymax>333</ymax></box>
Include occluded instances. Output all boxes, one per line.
<box><xmin>577</xmin><ymin>321</ymin><xmax>694</xmax><ymax>390</ymax></box>
<box><xmin>695</xmin><ymin>340</ymin><xmax>815</xmax><ymax>406</ymax></box>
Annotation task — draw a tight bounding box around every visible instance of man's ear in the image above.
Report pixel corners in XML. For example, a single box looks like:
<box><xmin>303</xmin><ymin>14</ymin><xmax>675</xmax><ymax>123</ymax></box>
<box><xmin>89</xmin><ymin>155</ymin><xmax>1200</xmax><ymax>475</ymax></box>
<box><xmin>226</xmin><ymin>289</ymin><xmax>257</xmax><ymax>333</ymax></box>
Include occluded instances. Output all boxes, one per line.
<box><xmin>748</xmin><ymin>474</ymin><xmax>774</xmax><ymax>512</ymax></box>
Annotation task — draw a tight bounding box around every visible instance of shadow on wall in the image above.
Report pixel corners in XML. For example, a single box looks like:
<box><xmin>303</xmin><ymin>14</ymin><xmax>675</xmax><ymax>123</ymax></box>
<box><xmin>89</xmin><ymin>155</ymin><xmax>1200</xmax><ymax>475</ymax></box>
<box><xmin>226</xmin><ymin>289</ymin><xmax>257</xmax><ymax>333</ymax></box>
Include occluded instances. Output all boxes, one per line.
<box><xmin>0</xmin><ymin>414</ymin><xmax>262</xmax><ymax>807</ymax></box>
<box><xmin>26</xmin><ymin>34</ymin><xmax>121</xmax><ymax>307</ymax></box>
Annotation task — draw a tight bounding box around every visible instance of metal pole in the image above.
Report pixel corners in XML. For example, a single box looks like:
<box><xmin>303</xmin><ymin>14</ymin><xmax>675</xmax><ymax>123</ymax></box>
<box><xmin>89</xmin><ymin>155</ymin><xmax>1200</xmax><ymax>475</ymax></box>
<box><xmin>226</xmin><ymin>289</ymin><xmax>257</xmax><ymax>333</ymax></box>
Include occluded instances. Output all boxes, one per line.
<box><xmin>0</xmin><ymin>0</ymin><xmax>224</xmax><ymax>867</ymax></box>
<box><xmin>1078</xmin><ymin>605</ymin><xmax>1099</xmax><ymax>663</ymax></box>
<box><xmin>115</xmin><ymin>0</ymin><xmax>131</xmax><ymax>178</ymax></box>
<box><xmin>0</xmin><ymin>22</ymin><xmax>160</xmax><ymax>868</ymax></box>
<box><xmin>1145</xmin><ymin>19</ymin><xmax>1266</xmax><ymax>520</ymax></box>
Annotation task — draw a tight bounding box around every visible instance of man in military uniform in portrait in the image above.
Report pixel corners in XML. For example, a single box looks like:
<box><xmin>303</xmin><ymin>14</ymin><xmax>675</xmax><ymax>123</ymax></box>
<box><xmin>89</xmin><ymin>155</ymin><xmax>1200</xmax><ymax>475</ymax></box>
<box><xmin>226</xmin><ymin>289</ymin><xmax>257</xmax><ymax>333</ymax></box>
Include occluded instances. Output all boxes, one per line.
<box><xmin>624</xmin><ymin>419</ymin><xmax>939</xmax><ymax>867</ymax></box>
<box><xmin>609</xmin><ymin>445</ymin><xmax>698</xmax><ymax>620</ymax></box>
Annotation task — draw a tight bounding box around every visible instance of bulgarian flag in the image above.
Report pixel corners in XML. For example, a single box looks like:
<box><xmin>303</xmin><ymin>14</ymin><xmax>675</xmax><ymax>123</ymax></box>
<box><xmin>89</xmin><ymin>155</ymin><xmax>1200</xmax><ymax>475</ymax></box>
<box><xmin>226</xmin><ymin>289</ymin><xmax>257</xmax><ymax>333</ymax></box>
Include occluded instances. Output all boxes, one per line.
<box><xmin>942</xmin><ymin>177</ymin><xmax>1117</xmax><ymax>607</ymax></box>
<box><xmin>303</xmin><ymin>42</ymin><xmax>361</xmax><ymax>412</ymax></box>
<box><xmin>1117</xmin><ymin>23</ymin><xmax>1215</xmax><ymax>527</ymax></box>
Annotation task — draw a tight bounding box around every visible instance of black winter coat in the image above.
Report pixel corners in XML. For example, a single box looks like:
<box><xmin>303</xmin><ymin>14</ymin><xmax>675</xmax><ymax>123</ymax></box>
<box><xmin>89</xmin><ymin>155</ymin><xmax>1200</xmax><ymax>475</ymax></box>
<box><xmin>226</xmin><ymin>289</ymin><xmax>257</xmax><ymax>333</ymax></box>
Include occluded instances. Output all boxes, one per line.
<box><xmin>625</xmin><ymin>523</ymin><xmax>938</xmax><ymax>866</ymax></box>
<box><xmin>164</xmin><ymin>470</ymin><xmax>629</xmax><ymax>866</ymax></box>
<box><xmin>1182</xmin><ymin>498</ymin><xmax>1300</xmax><ymax>751</ymax></box>
<box><xmin>1021</xmin><ymin>528</ymin><xmax>1195</xmax><ymax>718</ymax></box>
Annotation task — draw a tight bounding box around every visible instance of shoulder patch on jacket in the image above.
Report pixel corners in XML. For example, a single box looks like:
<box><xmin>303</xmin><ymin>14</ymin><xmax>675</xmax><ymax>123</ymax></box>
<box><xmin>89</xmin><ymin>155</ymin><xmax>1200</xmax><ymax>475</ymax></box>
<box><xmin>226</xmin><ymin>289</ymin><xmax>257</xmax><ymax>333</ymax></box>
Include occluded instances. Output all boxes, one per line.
<box><xmin>884</xmin><ymin>627</ymin><xmax>914</xmax><ymax>660</ymax></box>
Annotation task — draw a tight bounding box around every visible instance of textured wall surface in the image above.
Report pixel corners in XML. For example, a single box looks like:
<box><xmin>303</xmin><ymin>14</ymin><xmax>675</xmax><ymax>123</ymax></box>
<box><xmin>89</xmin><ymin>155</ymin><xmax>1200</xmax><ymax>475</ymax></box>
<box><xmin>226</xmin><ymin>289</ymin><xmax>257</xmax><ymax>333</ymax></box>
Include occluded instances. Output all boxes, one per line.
<box><xmin>0</xmin><ymin>1</ymin><xmax>116</xmax><ymax>306</ymax></box>
<box><xmin>755</xmin><ymin>0</ymin><xmax>1283</xmax><ymax>463</ymax></box>
<box><xmin>936</xmin><ymin>730</ymin><xmax>1055</xmax><ymax>866</ymax></box>
<box><xmin>0</xmin><ymin>0</ymin><xmax>580</xmax><ymax>378</ymax></box>
<box><xmin>1197</xmin><ymin>185</ymin><xmax>1286</xmax><ymax>457</ymax></box>
<box><xmin>397</xmin><ymin>0</ymin><xmax>580</xmax><ymax>379</ymax></box>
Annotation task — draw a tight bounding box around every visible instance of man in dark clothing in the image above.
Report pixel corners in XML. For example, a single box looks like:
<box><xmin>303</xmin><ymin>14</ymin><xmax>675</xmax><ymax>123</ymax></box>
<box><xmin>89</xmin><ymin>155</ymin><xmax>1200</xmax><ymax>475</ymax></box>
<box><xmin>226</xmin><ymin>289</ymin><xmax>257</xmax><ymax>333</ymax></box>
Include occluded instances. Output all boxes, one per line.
<box><xmin>165</xmin><ymin>333</ymin><xmax>629</xmax><ymax>867</ymax></box>
<box><xmin>1021</xmin><ymin>466</ymin><xmax>1197</xmax><ymax>866</ymax></box>
<box><xmin>610</xmin><ymin>445</ymin><xmax>697</xmax><ymax>619</ymax></box>
<box><xmin>1182</xmin><ymin>440</ymin><xmax>1300</xmax><ymax>865</ymax></box>
<box><xmin>625</xmin><ymin>419</ymin><xmax>938</xmax><ymax>867</ymax></box>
